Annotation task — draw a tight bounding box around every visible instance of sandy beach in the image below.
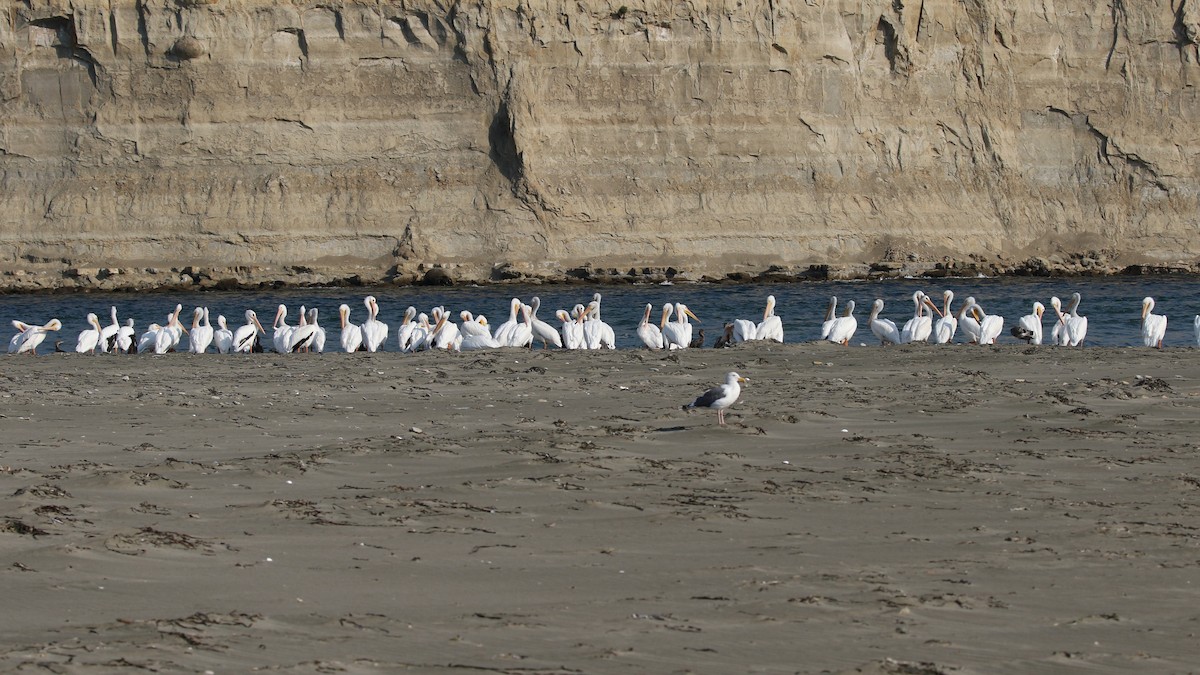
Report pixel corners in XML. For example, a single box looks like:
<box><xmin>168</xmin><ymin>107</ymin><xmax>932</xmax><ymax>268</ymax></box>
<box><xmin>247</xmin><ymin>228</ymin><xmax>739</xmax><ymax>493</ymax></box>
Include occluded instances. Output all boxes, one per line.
<box><xmin>1</xmin><ymin>342</ymin><xmax>1198</xmax><ymax>673</ymax></box>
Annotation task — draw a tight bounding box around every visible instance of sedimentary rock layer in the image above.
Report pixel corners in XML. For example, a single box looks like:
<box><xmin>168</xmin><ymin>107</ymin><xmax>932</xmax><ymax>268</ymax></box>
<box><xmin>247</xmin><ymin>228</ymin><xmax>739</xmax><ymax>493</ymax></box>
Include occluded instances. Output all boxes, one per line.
<box><xmin>1</xmin><ymin>0</ymin><xmax>1197</xmax><ymax>289</ymax></box>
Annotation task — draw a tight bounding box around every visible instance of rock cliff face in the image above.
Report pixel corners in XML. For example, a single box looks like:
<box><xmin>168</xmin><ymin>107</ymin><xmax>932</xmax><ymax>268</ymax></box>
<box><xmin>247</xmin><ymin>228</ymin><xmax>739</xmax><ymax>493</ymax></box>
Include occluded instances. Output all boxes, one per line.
<box><xmin>1</xmin><ymin>0</ymin><xmax>1198</xmax><ymax>289</ymax></box>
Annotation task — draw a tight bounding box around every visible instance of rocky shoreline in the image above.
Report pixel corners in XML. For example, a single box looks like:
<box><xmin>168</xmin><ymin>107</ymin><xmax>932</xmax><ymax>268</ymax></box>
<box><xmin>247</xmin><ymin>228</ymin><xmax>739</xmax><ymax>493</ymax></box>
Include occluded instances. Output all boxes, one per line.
<box><xmin>2</xmin><ymin>251</ymin><xmax>1198</xmax><ymax>293</ymax></box>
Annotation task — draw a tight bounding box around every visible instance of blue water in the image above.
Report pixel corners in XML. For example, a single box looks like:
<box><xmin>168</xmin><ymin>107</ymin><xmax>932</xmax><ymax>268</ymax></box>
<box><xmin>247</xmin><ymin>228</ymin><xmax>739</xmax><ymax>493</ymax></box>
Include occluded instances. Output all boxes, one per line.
<box><xmin>2</xmin><ymin>276</ymin><xmax>1198</xmax><ymax>350</ymax></box>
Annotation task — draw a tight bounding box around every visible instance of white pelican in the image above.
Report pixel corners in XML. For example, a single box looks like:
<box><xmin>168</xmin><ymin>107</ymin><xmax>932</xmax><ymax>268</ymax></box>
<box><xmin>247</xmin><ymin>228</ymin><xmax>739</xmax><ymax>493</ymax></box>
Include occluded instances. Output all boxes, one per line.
<box><xmin>100</xmin><ymin>306</ymin><xmax>121</xmax><ymax>353</ymax></box>
<box><xmin>396</xmin><ymin>307</ymin><xmax>418</xmax><ymax>351</ymax></box>
<box><xmin>189</xmin><ymin>307</ymin><xmax>214</xmax><ymax>354</ymax></box>
<box><xmin>932</xmin><ymin>291</ymin><xmax>957</xmax><ymax>344</ymax></box>
<box><xmin>307</xmin><ymin>307</ymin><xmax>326</xmax><ymax>353</ymax></box>
<box><xmin>74</xmin><ymin>313</ymin><xmax>104</xmax><ymax>353</ymax></box>
<box><xmin>1011</xmin><ymin>302</ymin><xmax>1045</xmax><ymax>344</ymax></box>
<box><xmin>232</xmin><ymin>310</ymin><xmax>266</xmax><ymax>353</ymax></box>
<box><xmin>360</xmin><ymin>296</ymin><xmax>388</xmax><ymax>352</ymax></box>
<box><xmin>558</xmin><ymin>309</ymin><xmax>584</xmax><ymax>350</ymax></box>
<box><xmin>1195</xmin><ymin>315</ymin><xmax>1200</xmax><ymax>347</ymax></box>
<box><xmin>492</xmin><ymin>299</ymin><xmax>522</xmax><ymax>347</ymax></box>
<box><xmin>756</xmin><ymin>295</ymin><xmax>783</xmax><ymax>343</ymax></box>
<box><xmin>1063</xmin><ymin>292</ymin><xmax>1088</xmax><ymax>346</ymax></box>
<box><xmin>214</xmin><ymin>315</ymin><xmax>234</xmax><ymax>354</ymax></box>
<box><xmin>636</xmin><ymin>303</ymin><xmax>664</xmax><ymax>349</ymax></box>
<box><xmin>163</xmin><ymin>304</ymin><xmax>186</xmax><ymax>351</ymax></box>
<box><xmin>430</xmin><ymin>308</ymin><xmax>462</xmax><ymax>351</ymax></box>
<box><xmin>818</xmin><ymin>296</ymin><xmax>838</xmax><ymax>341</ymax></box>
<box><xmin>115</xmin><ymin>319</ymin><xmax>136</xmax><ymax>354</ymax></box>
<box><xmin>826</xmin><ymin>300</ymin><xmax>857</xmax><ymax>345</ymax></box>
<box><xmin>1048</xmin><ymin>297</ymin><xmax>1069</xmax><ymax>346</ymax></box>
<box><xmin>408</xmin><ymin>313</ymin><xmax>433</xmax><ymax>352</ymax></box>
<box><xmin>732</xmin><ymin>316</ymin><xmax>758</xmax><ymax>343</ymax></box>
<box><xmin>868</xmin><ymin>299</ymin><xmax>900</xmax><ymax>345</ymax></box>
<box><xmin>339</xmin><ymin>304</ymin><xmax>363</xmax><ymax>353</ymax></box>
<box><xmin>683</xmin><ymin>372</ymin><xmax>749</xmax><ymax>426</ymax></box>
<box><xmin>508</xmin><ymin>304</ymin><xmax>534</xmax><ymax>348</ymax></box>
<box><xmin>459</xmin><ymin>312</ymin><xmax>500</xmax><ymax>350</ymax></box>
<box><xmin>137</xmin><ymin>321</ymin><xmax>172</xmax><ymax>354</ymax></box>
<box><xmin>272</xmin><ymin>304</ymin><xmax>293</xmax><ymax>354</ymax></box>
<box><xmin>9</xmin><ymin>319</ymin><xmax>62</xmax><ymax>355</ymax></box>
<box><xmin>970</xmin><ymin>301</ymin><xmax>1004</xmax><ymax>345</ymax></box>
<box><xmin>1141</xmin><ymin>297</ymin><xmax>1167</xmax><ymax>348</ymax></box>
<box><xmin>663</xmin><ymin>303</ymin><xmax>699</xmax><ymax>350</ymax></box>
<box><xmin>287</xmin><ymin>305</ymin><xmax>319</xmax><ymax>353</ymax></box>
<box><xmin>584</xmin><ymin>296</ymin><xmax>616</xmax><ymax>349</ymax></box>
<box><xmin>529</xmin><ymin>297</ymin><xmax>562</xmax><ymax>349</ymax></box>
<box><xmin>900</xmin><ymin>291</ymin><xmax>941</xmax><ymax>343</ymax></box>
<box><xmin>957</xmin><ymin>296</ymin><xmax>982</xmax><ymax>344</ymax></box>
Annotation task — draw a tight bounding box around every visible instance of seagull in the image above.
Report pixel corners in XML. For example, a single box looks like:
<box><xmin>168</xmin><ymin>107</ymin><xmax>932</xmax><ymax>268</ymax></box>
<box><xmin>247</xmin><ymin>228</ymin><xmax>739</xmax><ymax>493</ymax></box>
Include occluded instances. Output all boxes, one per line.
<box><xmin>683</xmin><ymin>372</ymin><xmax>749</xmax><ymax>426</ymax></box>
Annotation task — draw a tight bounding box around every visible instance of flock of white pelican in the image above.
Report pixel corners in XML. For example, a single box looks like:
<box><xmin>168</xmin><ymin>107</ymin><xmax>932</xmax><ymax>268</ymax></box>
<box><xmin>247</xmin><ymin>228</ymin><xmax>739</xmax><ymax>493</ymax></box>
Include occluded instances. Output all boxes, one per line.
<box><xmin>1</xmin><ymin>290</ymin><xmax>1186</xmax><ymax>355</ymax></box>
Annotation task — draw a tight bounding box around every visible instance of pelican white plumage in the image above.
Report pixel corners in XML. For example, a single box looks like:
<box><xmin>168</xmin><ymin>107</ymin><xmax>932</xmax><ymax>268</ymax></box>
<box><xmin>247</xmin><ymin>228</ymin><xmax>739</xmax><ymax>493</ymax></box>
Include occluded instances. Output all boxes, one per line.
<box><xmin>756</xmin><ymin>295</ymin><xmax>783</xmax><ymax>343</ymax></box>
<box><xmin>932</xmin><ymin>291</ymin><xmax>957</xmax><ymax>344</ymax></box>
<box><xmin>115</xmin><ymin>319</ymin><xmax>136</xmax><ymax>354</ymax></box>
<box><xmin>1011</xmin><ymin>302</ymin><xmax>1045</xmax><ymax>344</ymax></box>
<box><xmin>232</xmin><ymin>310</ymin><xmax>266</xmax><ymax>353</ymax></box>
<box><xmin>100</xmin><ymin>306</ymin><xmax>121</xmax><ymax>353</ymax></box>
<box><xmin>958</xmin><ymin>296</ymin><xmax>982</xmax><ymax>344</ymax></box>
<box><xmin>900</xmin><ymin>291</ymin><xmax>941</xmax><ymax>344</ymax></box>
<box><xmin>74</xmin><ymin>313</ymin><xmax>104</xmax><ymax>354</ymax></box>
<box><xmin>529</xmin><ymin>297</ymin><xmax>562</xmax><ymax>349</ymax></box>
<box><xmin>189</xmin><ymin>307</ymin><xmax>214</xmax><ymax>354</ymax></box>
<box><xmin>430</xmin><ymin>308</ymin><xmax>462</xmax><ymax>351</ymax></box>
<box><xmin>584</xmin><ymin>296</ymin><xmax>616</xmax><ymax>349</ymax></box>
<box><xmin>1063</xmin><ymin>292</ymin><xmax>1088</xmax><ymax>346</ymax></box>
<box><xmin>9</xmin><ymin>319</ymin><xmax>61</xmax><ymax>355</ymax></box>
<box><xmin>214</xmin><ymin>315</ymin><xmax>234</xmax><ymax>354</ymax></box>
<box><xmin>1195</xmin><ymin>315</ymin><xmax>1200</xmax><ymax>347</ymax></box>
<box><xmin>826</xmin><ymin>300</ymin><xmax>857</xmax><ymax>345</ymax></box>
<box><xmin>407</xmin><ymin>313</ymin><xmax>432</xmax><ymax>352</ymax></box>
<box><xmin>360</xmin><ymin>296</ymin><xmax>388</xmax><ymax>352</ymax></box>
<box><xmin>287</xmin><ymin>305</ymin><xmax>319</xmax><ymax>353</ymax></box>
<box><xmin>971</xmin><ymin>301</ymin><xmax>1004</xmax><ymax>345</ymax></box>
<box><xmin>163</xmin><ymin>304</ymin><xmax>187</xmax><ymax>351</ymax></box>
<box><xmin>459</xmin><ymin>312</ymin><xmax>500</xmax><ymax>350</ymax></box>
<box><xmin>138</xmin><ymin>321</ymin><xmax>172</xmax><ymax>354</ymax></box>
<box><xmin>732</xmin><ymin>317</ymin><xmax>758</xmax><ymax>343</ymax></box>
<box><xmin>818</xmin><ymin>296</ymin><xmax>838</xmax><ymax>341</ymax></box>
<box><xmin>559</xmin><ymin>309</ymin><xmax>584</xmax><ymax>350</ymax></box>
<box><xmin>663</xmin><ymin>303</ymin><xmax>698</xmax><ymax>350</ymax></box>
<box><xmin>868</xmin><ymin>299</ymin><xmax>901</xmax><ymax>345</ymax></box>
<box><xmin>1141</xmin><ymin>297</ymin><xmax>1167</xmax><ymax>348</ymax></box>
<box><xmin>683</xmin><ymin>372</ymin><xmax>749</xmax><ymax>426</ymax></box>
<box><xmin>636</xmin><ymin>303</ymin><xmax>664</xmax><ymax>349</ymax></box>
<box><xmin>1047</xmin><ymin>297</ymin><xmax>1070</xmax><ymax>346</ymax></box>
<box><xmin>339</xmin><ymin>304</ymin><xmax>363</xmax><ymax>353</ymax></box>
<box><xmin>396</xmin><ymin>307</ymin><xmax>418</xmax><ymax>352</ymax></box>
<box><xmin>493</xmin><ymin>299</ymin><xmax>522</xmax><ymax>347</ymax></box>
<box><xmin>507</xmin><ymin>304</ymin><xmax>534</xmax><ymax>348</ymax></box>
<box><xmin>308</xmin><ymin>307</ymin><xmax>326</xmax><ymax>353</ymax></box>
<box><xmin>272</xmin><ymin>305</ymin><xmax>293</xmax><ymax>354</ymax></box>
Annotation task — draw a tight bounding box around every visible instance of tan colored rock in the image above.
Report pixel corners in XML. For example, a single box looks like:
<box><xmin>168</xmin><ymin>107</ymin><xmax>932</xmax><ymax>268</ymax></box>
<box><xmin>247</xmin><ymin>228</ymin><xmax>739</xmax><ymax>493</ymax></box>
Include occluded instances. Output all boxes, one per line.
<box><xmin>0</xmin><ymin>1</ymin><xmax>1198</xmax><ymax>289</ymax></box>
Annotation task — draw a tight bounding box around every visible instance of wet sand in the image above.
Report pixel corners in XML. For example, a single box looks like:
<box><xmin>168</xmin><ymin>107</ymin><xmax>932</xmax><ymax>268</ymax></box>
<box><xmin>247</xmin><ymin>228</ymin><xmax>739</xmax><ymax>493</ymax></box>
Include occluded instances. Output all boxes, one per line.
<box><xmin>1</xmin><ymin>343</ymin><xmax>1198</xmax><ymax>673</ymax></box>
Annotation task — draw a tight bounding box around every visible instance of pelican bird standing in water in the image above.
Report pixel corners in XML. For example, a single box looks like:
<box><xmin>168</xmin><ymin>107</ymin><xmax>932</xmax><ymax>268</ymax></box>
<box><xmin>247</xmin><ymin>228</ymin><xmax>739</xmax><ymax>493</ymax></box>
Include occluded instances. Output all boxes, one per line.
<box><xmin>1141</xmin><ymin>297</ymin><xmax>1167</xmax><ymax>348</ymax></box>
<box><xmin>339</xmin><ymin>304</ymin><xmax>363</xmax><ymax>353</ymax></box>
<box><xmin>756</xmin><ymin>295</ymin><xmax>783</xmax><ymax>343</ymax></box>
<box><xmin>900</xmin><ymin>291</ymin><xmax>941</xmax><ymax>343</ymax></box>
<box><xmin>232</xmin><ymin>310</ymin><xmax>266</xmax><ymax>353</ymax></box>
<box><xmin>1063</xmin><ymin>292</ymin><xmax>1088</xmax><ymax>346</ymax></box>
<box><xmin>826</xmin><ymin>300</ymin><xmax>857</xmax><ymax>345</ymax></box>
<box><xmin>214</xmin><ymin>315</ymin><xmax>234</xmax><ymax>354</ymax></box>
<box><xmin>1011</xmin><ymin>302</ymin><xmax>1045</xmax><ymax>344</ymax></box>
<box><xmin>360</xmin><ymin>296</ymin><xmax>388</xmax><ymax>352</ymax></box>
<box><xmin>74</xmin><ymin>314</ymin><xmax>104</xmax><ymax>353</ymax></box>
<box><xmin>189</xmin><ymin>307</ymin><xmax>214</xmax><ymax>354</ymax></box>
<box><xmin>818</xmin><ymin>296</ymin><xmax>838</xmax><ymax>341</ymax></box>
<box><xmin>529</xmin><ymin>297</ymin><xmax>562</xmax><ymax>349</ymax></box>
<box><xmin>683</xmin><ymin>372</ymin><xmax>749</xmax><ymax>426</ymax></box>
<box><xmin>636</xmin><ymin>303</ymin><xmax>664</xmax><ymax>349</ymax></box>
<box><xmin>9</xmin><ymin>319</ymin><xmax>62</xmax><ymax>355</ymax></box>
<box><xmin>932</xmin><ymin>291</ymin><xmax>957</xmax><ymax>344</ymax></box>
<box><xmin>663</xmin><ymin>303</ymin><xmax>699</xmax><ymax>350</ymax></box>
<box><xmin>972</xmin><ymin>301</ymin><xmax>1004</xmax><ymax>345</ymax></box>
<box><xmin>868</xmin><ymin>299</ymin><xmax>901</xmax><ymax>345</ymax></box>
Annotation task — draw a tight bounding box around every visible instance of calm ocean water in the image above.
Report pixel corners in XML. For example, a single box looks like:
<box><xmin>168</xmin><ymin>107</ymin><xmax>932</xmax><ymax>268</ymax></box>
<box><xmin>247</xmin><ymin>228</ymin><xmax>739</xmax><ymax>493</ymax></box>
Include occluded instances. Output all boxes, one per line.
<box><xmin>3</xmin><ymin>276</ymin><xmax>1198</xmax><ymax>350</ymax></box>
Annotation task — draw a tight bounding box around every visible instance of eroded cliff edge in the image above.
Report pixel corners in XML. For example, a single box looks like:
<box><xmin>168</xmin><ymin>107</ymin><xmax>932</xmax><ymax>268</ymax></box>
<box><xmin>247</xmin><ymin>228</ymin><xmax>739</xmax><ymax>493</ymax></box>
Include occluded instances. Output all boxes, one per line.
<box><xmin>1</xmin><ymin>0</ymin><xmax>1198</xmax><ymax>290</ymax></box>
